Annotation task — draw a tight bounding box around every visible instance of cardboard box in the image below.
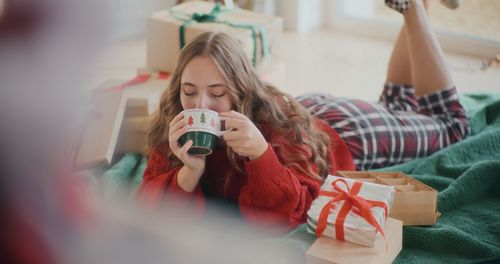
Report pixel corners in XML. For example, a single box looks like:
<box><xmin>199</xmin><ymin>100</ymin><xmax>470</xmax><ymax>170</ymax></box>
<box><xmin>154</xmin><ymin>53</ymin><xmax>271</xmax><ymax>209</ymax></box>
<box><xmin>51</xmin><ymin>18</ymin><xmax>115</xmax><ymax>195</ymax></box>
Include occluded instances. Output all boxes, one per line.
<box><xmin>116</xmin><ymin>130</ymin><xmax>148</xmax><ymax>155</ymax></box>
<box><xmin>123</xmin><ymin>78</ymin><xmax>169</xmax><ymax>116</ymax></box>
<box><xmin>75</xmin><ymin>76</ymin><xmax>167</xmax><ymax>168</ymax></box>
<box><xmin>75</xmin><ymin>80</ymin><xmax>127</xmax><ymax>168</ymax></box>
<box><xmin>337</xmin><ymin>171</ymin><xmax>440</xmax><ymax>226</ymax></box>
<box><xmin>116</xmin><ymin>114</ymin><xmax>153</xmax><ymax>155</ymax></box>
<box><xmin>147</xmin><ymin>1</ymin><xmax>283</xmax><ymax>73</ymax></box>
<box><xmin>125</xmin><ymin>97</ymin><xmax>151</xmax><ymax>117</ymax></box>
<box><xmin>122</xmin><ymin>115</ymin><xmax>153</xmax><ymax>132</ymax></box>
<box><xmin>116</xmin><ymin>74</ymin><xmax>166</xmax><ymax>155</ymax></box>
<box><xmin>306</xmin><ymin>217</ymin><xmax>403</xmax><ymax>264</ymax></box>
<box><xmin>91</xmin><ymin>75</ymin><xmax>169</xmax><ymax>117</ymax></box>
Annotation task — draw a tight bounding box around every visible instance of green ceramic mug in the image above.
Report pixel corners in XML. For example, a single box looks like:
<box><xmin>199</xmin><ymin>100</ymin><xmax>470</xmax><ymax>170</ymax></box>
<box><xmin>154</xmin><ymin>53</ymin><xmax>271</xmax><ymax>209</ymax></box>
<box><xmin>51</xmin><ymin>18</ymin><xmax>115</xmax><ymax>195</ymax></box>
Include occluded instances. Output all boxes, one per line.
<box><xmin>178</xmin><ymin>109</ymin><xmax>225</xmax><ymax>156</ymax></box>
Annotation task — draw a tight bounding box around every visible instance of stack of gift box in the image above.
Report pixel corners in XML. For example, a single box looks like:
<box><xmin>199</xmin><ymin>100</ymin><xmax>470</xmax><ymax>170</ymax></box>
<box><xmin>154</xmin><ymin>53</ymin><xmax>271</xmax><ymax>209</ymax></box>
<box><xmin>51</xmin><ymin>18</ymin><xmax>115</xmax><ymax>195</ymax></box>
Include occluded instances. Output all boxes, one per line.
<box><xmin>75</xmin><ymin>75</ymin><xmax>169</xmax><ymax>168</ymax></box>
<box><xmin>305</xmin><ymin>175</ymin><xmax>402</xmax><ymax>264</ymax></box>
<box><xmin>306</xmin><ymin>171</ymin><xmax>439</xmax><ymax>264</ymax></box>
<box><xmin>74</xmin><ymin>1</ymin><xmax>285</xmax><ymax>169</ymax></box>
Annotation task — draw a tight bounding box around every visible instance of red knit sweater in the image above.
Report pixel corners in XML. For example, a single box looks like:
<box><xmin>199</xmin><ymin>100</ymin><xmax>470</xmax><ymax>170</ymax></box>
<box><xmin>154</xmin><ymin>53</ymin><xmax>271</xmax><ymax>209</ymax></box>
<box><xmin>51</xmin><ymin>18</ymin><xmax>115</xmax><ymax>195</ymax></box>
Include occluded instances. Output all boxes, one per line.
<box><xmin>137</xmin><ymin>118</ymin><xmax>355</xmax><ymax>228</ymax></box>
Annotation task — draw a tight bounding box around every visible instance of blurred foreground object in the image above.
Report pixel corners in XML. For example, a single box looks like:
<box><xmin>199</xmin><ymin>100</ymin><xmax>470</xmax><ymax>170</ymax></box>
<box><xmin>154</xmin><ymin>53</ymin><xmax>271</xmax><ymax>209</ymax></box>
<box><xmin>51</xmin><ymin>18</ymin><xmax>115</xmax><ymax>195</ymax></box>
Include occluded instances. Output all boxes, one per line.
<box><xmin>0</xmin><ymin>1</ymin><xmax>304</xmax><ymax>263</ymax></box>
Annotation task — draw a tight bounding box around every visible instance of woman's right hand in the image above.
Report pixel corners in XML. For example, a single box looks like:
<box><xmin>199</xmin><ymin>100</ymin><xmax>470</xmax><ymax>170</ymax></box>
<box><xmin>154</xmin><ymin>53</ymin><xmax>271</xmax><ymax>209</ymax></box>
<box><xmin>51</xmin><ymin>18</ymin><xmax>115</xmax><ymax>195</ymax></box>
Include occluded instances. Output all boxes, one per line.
<box><xmin>168</xmin><ymin>113</ymin><xmax>206</xmax><ymax>174</ymax></box>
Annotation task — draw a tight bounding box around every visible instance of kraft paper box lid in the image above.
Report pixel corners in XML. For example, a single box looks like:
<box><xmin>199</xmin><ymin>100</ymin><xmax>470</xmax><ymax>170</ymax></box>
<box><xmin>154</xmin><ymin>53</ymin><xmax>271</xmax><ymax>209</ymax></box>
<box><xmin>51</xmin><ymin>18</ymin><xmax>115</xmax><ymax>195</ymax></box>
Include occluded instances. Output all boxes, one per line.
<box><xmin>306</xmin><ymin>217</ymin><xmax>403</xmax><ymax>264</ymax></box>
<box><xmin>337</xmin><ymin>171</ymin><xmax>440</xmax><ymax>226</ymax></box>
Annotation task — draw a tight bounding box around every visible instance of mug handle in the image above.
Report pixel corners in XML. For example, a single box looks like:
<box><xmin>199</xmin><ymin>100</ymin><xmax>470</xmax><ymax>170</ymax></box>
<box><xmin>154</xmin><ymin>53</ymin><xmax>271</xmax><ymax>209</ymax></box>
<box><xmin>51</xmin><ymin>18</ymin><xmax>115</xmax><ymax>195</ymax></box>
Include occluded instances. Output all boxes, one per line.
<box><xmin>217</xmin><ymin>116</ymin><xmax>233</xmax><ymax>136</ymax></box>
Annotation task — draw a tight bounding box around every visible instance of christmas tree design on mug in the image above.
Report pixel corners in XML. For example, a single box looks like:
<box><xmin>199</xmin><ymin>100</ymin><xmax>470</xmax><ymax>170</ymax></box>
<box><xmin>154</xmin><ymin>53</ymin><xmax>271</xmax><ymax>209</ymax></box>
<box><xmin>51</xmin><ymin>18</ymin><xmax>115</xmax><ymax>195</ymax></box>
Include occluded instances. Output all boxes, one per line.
<box><xmin>179</xmin><ymin>109</ymin><xmax>224</xmax><ymax>155</ymax></box>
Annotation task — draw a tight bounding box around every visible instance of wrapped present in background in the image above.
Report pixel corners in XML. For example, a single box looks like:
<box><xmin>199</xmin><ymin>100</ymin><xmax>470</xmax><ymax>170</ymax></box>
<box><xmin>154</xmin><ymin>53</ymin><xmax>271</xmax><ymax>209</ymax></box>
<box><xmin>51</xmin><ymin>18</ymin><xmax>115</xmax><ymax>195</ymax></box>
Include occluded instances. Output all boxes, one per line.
<box><xmin>307</xmin><ymin>175</ymin><xmax>395</xmax><ymax>247</ymax></box>
<box><xmin>147</xmin><ymin>0</ymin><xmax>283</xmax><ymax>74</ymax></box>
<box><xmin>75</xmin><ymin>74</ymin><xmax>169</xmax><ymax>169</ymax></box>
<box><xmin>115</xmin><ymin>68</ymin><xmax>171</xmax><ymax>155</ymax></box>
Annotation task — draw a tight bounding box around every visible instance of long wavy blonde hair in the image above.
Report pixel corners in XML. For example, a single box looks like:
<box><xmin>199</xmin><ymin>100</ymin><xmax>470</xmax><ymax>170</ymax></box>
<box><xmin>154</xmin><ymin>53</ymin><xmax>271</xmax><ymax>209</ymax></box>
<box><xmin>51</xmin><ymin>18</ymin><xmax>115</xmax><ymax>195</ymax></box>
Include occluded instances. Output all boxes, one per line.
<box><xmin>148</xmin><ymin>32</ymin><xmax>332</xmax><ymax>180</ymax></box>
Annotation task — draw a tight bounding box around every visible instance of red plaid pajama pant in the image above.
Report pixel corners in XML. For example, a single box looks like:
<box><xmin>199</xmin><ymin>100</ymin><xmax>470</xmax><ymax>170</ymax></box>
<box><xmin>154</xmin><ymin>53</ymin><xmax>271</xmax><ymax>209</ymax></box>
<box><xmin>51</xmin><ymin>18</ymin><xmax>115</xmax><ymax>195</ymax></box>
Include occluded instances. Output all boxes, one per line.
<box><xmin>296</xmin><ymin>83</ymin><xmax>469</xmax><ymax>170</ymax></box>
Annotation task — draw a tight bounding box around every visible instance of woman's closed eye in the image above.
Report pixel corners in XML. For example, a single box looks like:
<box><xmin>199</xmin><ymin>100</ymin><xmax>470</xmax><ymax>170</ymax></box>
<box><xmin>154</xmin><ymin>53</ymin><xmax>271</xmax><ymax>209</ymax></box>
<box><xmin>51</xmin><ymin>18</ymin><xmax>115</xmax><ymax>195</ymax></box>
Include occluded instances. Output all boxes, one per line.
<box><xmin>208</xmin><ymin>86</ymin><xmax>227</xmax><ymax>98</ymax></box>
<box><xmin>182</xmin><ymin>91</ymin><xmax>225</xmax><ymax>97</ymax></box>
<box><xmin>211</xmin><ymin>92</ymin><xmax>226</xmax><ymax>97</ymax></box>
<box><xmin>182</xmin><ymin>86</ymin><xmax>197</xmax><ymax>96</ymax></box>
<box><xmin>181</xmin><ymin>83</ymin><xmax>227</xmax><ymax>97</ymax></box>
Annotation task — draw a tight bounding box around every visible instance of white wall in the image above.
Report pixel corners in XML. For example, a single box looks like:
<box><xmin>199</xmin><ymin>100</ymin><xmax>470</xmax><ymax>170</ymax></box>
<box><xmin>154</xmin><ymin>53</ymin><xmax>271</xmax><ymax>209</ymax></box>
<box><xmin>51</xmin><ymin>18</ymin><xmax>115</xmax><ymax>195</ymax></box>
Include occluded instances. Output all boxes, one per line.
<box><xmin>110</xmin><ymin>0</ymin><xmax>175</xmax><ymax>39</ymax></box>
<box><xmin>276</xmin><ymin>0</ymin><xmax>324</xmax><ymax>32</ymax></box>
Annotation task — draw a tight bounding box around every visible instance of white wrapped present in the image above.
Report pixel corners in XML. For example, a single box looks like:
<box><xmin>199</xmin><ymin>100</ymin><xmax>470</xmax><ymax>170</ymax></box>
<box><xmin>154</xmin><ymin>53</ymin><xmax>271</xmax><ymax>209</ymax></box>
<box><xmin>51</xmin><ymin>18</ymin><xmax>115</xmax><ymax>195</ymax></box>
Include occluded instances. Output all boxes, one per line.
<box><xmin>307</xmin><ymin>175</ymin><xmax>395</xmax><ymax>247</ymax></box>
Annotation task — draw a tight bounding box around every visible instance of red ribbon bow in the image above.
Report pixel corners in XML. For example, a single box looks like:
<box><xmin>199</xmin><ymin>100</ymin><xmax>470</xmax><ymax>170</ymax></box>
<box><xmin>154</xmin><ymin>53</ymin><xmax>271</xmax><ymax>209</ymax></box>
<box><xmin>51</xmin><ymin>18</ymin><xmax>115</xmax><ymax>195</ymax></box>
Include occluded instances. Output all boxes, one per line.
<box><xmin>316</xmin><ymin>178</ymin><xmax>388</xmax><ymax>247</ymax></box>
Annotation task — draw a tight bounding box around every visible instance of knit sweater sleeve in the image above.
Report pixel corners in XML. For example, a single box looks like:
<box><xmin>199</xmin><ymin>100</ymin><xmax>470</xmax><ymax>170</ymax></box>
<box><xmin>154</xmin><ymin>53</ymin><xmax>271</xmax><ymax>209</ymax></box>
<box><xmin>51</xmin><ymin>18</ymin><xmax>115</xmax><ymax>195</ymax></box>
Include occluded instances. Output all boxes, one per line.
<box><xmin>239</xmin><ymin>137</ymin><xmax>323</xmax><ymax>229</ymax></box>
<box><xmin>137</xmin><ymin>146</ymin><xmax>204</xmax><ymax>209</ymax></box>
<box><xmin>238</xmin><ymin>118</ymin><xmax>355</xmax><ymax>229</ymax></box>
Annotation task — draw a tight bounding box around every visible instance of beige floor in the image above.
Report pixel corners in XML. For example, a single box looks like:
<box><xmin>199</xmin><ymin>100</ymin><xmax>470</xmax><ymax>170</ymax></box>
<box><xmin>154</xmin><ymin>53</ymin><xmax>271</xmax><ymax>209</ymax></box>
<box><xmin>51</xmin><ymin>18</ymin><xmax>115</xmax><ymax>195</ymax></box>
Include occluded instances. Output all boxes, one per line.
<box><xmin>89</xmin><ymin>29</ymin><xmax>500</xmax><ymax>102</ymax></box>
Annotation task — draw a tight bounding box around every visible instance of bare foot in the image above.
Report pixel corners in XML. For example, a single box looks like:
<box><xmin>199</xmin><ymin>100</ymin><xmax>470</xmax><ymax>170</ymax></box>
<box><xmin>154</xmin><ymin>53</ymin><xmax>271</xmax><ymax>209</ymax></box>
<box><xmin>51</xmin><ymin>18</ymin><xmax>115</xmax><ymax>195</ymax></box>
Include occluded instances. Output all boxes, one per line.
<box><xmin>410</xmin><ymin>0</ymin><xmax>426</xmax><ymax>11</ymax></box>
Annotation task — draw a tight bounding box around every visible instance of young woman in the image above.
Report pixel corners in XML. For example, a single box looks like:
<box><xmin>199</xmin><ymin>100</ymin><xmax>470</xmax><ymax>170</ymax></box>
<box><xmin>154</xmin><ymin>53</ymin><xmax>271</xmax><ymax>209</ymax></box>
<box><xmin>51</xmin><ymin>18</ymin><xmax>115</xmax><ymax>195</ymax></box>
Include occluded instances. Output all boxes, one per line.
<box><xmin>138</xmin><ymin>0</ymin><xmax>468</xmax><ymax>228</ymax></box>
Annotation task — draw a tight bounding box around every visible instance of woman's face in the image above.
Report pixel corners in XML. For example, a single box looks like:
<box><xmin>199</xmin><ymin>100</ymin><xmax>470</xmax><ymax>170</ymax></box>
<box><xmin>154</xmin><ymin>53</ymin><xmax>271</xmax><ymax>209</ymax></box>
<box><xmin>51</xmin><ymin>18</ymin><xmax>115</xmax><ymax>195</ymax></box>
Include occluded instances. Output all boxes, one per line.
<box><xmin>180</xmin><ymin>56</ymin><xmax>233</xmax><ymax>113</ymax></box>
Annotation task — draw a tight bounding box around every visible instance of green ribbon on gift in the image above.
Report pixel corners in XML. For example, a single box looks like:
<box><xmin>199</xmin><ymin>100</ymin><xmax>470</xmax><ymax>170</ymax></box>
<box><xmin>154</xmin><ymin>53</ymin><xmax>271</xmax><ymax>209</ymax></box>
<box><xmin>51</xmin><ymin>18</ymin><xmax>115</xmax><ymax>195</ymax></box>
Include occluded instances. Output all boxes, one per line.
<box><xmin>168</xmin><ymin>3</ymin><xmax>270</xmax><ymax>67</ymax></box>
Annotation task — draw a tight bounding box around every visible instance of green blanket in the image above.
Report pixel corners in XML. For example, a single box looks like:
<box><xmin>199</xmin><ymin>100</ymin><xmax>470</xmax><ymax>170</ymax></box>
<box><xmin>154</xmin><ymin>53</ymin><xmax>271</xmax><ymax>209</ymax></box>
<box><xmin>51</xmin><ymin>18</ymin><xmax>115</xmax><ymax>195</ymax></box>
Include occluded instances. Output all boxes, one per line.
<box><xmin>98</xmin><ymin>93</ymin><xmax>500</xmax><ymax>264</ymax></box>
<box><xmin>286</xmin><ymin>93</ymin><xmax>500</xmax><ymax>263</ymax></box>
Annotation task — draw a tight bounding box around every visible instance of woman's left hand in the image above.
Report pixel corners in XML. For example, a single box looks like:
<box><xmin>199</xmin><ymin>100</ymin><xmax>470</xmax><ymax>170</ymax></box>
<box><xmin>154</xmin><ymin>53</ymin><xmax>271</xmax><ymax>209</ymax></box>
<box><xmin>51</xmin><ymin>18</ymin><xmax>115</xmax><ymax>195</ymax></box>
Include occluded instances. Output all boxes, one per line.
<box><xmin>219</xmin><ymin>110</ymin><xmax>269</xmax><ymax>160</ymax></box>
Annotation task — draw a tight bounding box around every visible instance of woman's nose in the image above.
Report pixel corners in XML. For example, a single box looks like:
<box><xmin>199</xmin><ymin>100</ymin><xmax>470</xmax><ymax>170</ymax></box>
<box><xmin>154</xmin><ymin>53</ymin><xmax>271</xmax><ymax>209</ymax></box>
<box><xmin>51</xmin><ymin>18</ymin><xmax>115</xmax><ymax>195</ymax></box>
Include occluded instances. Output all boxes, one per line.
<box><xmin>195</xmin><ymin>93</ymin><xmax>211</xmax><ymax>109</ymax></box>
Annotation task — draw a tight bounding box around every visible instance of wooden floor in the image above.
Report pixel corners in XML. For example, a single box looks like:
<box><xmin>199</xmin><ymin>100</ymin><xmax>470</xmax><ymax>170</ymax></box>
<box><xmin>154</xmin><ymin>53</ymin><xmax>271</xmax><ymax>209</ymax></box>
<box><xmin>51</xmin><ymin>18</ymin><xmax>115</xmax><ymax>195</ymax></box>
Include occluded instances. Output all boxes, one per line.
<box><xmin>89</xmin><ymin>29</ymin><xmax>500</xmax><ymax>101</ymax></box>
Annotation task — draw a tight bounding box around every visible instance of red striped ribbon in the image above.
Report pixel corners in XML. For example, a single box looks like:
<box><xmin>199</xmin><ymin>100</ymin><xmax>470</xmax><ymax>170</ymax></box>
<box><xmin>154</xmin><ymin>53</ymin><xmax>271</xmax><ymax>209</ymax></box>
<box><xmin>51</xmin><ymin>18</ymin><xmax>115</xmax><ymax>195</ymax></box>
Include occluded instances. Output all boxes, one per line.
<box><xmin>316</xmin><ymin>178</ymin><xmax>388</xmax><ymax>248</ymax></box>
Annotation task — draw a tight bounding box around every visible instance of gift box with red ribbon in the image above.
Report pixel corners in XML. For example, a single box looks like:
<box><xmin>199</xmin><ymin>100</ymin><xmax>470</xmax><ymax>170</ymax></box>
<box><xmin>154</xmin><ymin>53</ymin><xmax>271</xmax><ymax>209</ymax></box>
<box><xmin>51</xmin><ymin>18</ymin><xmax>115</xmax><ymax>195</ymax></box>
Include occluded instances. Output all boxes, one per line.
<box><xmin>307</xmin><ymin>175</ymin><xmax>395</xmax><ymax>247</ymax></box>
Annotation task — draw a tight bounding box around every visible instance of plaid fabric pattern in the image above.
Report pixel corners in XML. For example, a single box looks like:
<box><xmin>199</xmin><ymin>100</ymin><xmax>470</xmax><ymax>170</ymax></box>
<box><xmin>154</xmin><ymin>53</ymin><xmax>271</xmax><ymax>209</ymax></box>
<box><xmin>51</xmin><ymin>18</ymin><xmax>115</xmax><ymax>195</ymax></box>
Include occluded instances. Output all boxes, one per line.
<box><xmin>296</xmin><ymin>83</ymin><xmax>469</xmax><ymax>170</ymax></box>
<box><xmin>385</xmin><ymin>0</ymin><xmax>411</xmax><ymax>13</ymax></box>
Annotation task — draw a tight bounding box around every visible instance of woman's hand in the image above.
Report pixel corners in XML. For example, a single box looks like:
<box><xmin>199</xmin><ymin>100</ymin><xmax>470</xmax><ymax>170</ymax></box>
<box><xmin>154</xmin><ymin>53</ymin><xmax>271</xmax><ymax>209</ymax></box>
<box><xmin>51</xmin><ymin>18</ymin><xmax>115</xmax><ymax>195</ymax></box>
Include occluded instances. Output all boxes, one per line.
<box><xmin>219</xmin><ymin>110</ymin><xmax>269</xmax><ymax>160</ymax></box>
<box><xmin>168</xmin><ymin>113</ymin><xmax>206</xmax><ymax>173</ymax></box>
